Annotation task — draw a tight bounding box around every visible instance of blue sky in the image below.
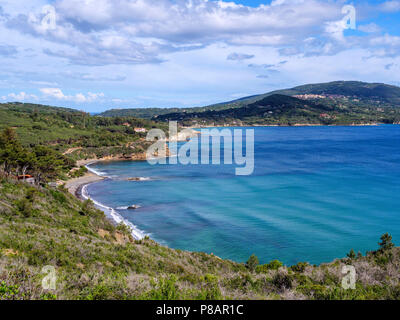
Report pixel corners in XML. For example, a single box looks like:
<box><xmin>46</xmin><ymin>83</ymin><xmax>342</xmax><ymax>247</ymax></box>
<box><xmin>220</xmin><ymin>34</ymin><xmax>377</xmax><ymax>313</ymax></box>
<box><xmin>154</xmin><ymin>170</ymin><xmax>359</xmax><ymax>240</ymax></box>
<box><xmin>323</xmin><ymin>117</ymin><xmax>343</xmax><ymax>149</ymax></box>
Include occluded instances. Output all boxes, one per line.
<box><xmin>0</xmin><ymin>0</ymin><xmax>400</xmax><ymax>112</ymax></box>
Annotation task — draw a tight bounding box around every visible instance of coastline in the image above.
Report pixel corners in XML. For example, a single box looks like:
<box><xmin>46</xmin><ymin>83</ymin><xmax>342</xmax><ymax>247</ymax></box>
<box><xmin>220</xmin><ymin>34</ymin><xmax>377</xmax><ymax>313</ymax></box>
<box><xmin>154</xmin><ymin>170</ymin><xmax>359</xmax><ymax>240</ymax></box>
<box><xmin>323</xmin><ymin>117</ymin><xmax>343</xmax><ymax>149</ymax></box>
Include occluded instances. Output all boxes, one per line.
<box><xmin>64</xmin><ymin>158</ymin><xmax>147</xmax><ymax>240</ymax></box>
<box><xmin>64</xmin><ymin>171</ymin><xmax>105</xmax><ymax>199</ymax></box>
<box><xmin>189</xmin><ymin>122</ymin><xmax>389</xmax><ymax>128</ymax></box>
<box><xmin>62</xmin><ymin>123</ymin><xmax>398</xmax><ymax>243</ymax></box>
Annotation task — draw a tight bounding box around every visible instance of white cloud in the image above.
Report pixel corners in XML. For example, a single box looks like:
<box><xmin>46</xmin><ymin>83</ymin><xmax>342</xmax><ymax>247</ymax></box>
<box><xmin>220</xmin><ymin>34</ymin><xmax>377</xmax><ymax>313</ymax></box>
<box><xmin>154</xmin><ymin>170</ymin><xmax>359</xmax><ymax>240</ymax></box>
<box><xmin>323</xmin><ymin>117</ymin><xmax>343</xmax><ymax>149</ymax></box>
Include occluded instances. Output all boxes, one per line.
<box><xmin>40</xmin><ymin>87</ymin><xmax>104</xmax><ymax>102</ymax></box>
<box><xmin>1</xmin><ymin>1</ymin><xmax>400</xmax><ymax>111</ymax></box>
<box><xmin>40</xmin><ymin>87</ymin><xmax>65</xmax><ymax>99</ymax></box>
<box><xmin>4</xmin><ymin>0</ymin><xmax>344</xmax><ymax>65</ymax></box>
<box><xmin>5</xmin><ymin>91</ymin><xmax>38</xmax><ymax>101</ymax></box>
<box><xmin>358</xmin><ymin>23</ymin><xmax>382</xmax><ymax>34</ymax></box>
<box><xmin>380</xmin><ymin>1</ymin><xmax>400</xmax><ymax>12</ymax></box>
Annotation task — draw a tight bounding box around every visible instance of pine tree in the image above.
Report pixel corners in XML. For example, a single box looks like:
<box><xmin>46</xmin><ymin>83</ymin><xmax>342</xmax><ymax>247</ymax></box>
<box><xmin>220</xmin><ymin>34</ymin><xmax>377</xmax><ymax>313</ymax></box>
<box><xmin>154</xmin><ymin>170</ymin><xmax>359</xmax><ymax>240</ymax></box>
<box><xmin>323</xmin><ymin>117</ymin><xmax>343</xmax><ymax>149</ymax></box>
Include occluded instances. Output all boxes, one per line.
<box><xmin>246</xmin><ymin>254</ymin><xmax>259</xmax><ymax>272</ymax></box>
<box><xmin>378</xmin><ymin>233</ymin><xmax>394</xmax><ymax>252</ymax></box>
<box><xmin>347</xmin><ymin>248</ymin><xmax>356</xmax><ymax>259</ymax></box>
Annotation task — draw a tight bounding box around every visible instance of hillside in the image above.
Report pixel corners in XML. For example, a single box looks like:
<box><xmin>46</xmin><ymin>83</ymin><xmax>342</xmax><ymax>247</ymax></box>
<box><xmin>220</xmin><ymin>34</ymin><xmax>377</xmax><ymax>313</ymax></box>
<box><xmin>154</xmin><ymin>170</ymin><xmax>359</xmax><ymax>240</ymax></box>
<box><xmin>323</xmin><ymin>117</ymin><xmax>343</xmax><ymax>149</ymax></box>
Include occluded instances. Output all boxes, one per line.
<box><xmin>100</xmin><ymin>107</ymin><xmax>184</xmax><ymax>119</ymax></box>
<box><xmin>1</xmin><ymin>92</ymin><xmax>400</xmax><ymax>301</ymax></box>
<box><xmin>99</xmin><ymin>104</ymin><xmax>238</xmax><ymax>119</ymax></box>
<box><xmin>156</xmin><ymin>93</ymin><xmax>400</xmax><ymax>126</ymax></box>
<box><xmin>1</xmin><ymin>178</ymin><xmax>399</xmax><ymax>300</ymax></box>
<box><xmin>205</xmin><ymin>81</ymin><xmax>400</xmax><ymax>110</ymax></box>
<box><xmin>0</xmin><ymin>102</ymin><xmax>167</xmax><ymax>161</ymax></box>
<box><xmin>99</xmin><ymin>81</ymin><xmax>400</xmax><ymax>120</ymax></box>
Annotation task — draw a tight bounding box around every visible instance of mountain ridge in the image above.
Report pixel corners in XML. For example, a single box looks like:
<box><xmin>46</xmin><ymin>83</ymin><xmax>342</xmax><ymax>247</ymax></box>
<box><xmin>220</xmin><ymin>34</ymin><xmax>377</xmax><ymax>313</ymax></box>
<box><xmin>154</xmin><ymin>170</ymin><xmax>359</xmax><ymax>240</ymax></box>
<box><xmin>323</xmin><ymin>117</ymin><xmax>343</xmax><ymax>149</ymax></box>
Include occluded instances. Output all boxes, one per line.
<box><xmin>99</xmin><ymin>81</ymin><xmax>400</xmax><ymax>119</ymax></box>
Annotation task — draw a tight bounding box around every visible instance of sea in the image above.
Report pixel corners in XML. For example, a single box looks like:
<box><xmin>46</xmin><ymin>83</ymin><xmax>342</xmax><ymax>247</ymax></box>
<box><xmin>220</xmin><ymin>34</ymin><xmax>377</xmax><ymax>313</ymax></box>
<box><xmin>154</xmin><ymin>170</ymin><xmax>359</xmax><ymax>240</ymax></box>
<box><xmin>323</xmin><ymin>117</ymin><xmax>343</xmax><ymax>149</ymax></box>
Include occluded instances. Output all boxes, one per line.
<box><xmin>85</xmin><ymin>125</ymin><xmax>400</xmax><ymax>265</ymax></box>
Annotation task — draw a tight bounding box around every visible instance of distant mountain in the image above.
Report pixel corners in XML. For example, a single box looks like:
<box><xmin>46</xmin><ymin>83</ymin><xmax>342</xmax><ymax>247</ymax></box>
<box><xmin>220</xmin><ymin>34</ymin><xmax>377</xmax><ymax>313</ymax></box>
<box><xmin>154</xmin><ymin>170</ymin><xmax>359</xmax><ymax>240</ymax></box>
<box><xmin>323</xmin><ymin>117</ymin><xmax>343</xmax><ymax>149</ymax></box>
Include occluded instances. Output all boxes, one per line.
<box><xmin>156</xmin><ymin>94</ymin><xmax>335</xmax><ymax>125</ymax></box>
<box><xmin>208</xmin><ymin>81</ymin><xmax>400</xmax><ymax>109</ymax></box>
<box><xmin>155</xmin><ymin>91</ymin><xmax>400</xmax><ymax>126</ymax></box>
<box><xmin>99</xmin><ymin>81</ymin><xmax>400</xmax><ymax>119</ymax></box>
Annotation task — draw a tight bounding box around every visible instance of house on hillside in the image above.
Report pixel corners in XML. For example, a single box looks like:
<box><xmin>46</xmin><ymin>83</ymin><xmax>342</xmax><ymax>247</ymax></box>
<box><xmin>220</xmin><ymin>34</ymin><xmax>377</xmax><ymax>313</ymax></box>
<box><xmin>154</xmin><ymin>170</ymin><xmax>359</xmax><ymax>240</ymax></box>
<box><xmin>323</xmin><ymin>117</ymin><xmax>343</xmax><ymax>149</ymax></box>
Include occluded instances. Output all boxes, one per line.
<box><xmin>134</xmin><ymin>128</ymin><xmax>147</xmax><ymax>133</ymax></box>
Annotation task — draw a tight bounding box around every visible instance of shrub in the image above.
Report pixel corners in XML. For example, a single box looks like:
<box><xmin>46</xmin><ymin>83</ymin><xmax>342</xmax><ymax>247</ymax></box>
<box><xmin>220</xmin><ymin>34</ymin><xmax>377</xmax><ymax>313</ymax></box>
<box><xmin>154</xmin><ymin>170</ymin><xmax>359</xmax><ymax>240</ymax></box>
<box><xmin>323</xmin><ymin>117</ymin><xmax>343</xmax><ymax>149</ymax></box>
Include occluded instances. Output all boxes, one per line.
<box><xmin>256</xmin><ymin>260</ymin><xmax>283</xmax><ymax>273</ymax></box>
<box><xmin>271</xmin><ymin>273</ymin><xmax>292</xmax><ymax>291</ymax></box>
<box><xmin>15</xmin><ymin>198</ymin><xmax>33</xmax><ymax>218</ymax></box>
<box><xmin>246</xmin><ymin>254</ymin><xmax>260</xmax><ymax>271</ymax></box>
<box><xmin>69</xmin><ymin>166</ymin><xmax>88</xmax><ymax>178</ymax></box>
<box><xmin>196</xmin><ymin>274</ymin><xmax>222</xmax><ymax>300</ymax></box>
<box><xmin>245</xmin><ymin>254</ymin><xmax>259</xmax><ymax>272</ymax></box>
<box><xmin>146</xmin><ymin>276</ymin><xmax>180</xmax><ymax>300</ymax></box>
<box><xmin>49</xmin><ymin>189</ymin><xmax>67</xmax><ymax>204</ymax></box>
<box><xmin>116</xmin><ymin>223</ymin><xmax>132</xmax><ymax>235</ymax></box>
<box><xmin>40</xmin><ymin>293</ymin><xmax>57</xmax><ymax>300</ymax></box>
<box><xmin>80</xmin><ymin>199</ymin><xmax>93</xmax><ymax>216</ymax></box>
<box><xmin>347</xmin><ymin>249</ymin><xmax>356</xmax><ymax>259</ymax></box>
<box><xmin>0</xmin><ymin>281</ymin><xmax>21</xmax><ymax>300</ymax></box>
<box><xmin>290</xmin><ymin>262</ymin><xmax>309</xmax><ymax>273</ymax></box>
<box><xmin>297</xmin><ymin>284</ymin><xmax>327</xmax><ymax>300</ymax></box>
<box><xmin>379</xmin><ymin>233</ymin><xmax>394</xmax><ymax>252</ymax></box>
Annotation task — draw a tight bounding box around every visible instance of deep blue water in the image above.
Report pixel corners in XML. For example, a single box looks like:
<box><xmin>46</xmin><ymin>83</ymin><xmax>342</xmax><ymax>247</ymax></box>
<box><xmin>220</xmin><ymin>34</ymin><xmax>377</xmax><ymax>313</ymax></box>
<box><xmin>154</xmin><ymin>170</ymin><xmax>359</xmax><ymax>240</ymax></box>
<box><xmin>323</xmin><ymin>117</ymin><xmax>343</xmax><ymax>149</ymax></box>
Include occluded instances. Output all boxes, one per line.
<box><xmin>87</xmin><ymin>125</ymin><xmax>400</xmax><ymax>265</ymax></box>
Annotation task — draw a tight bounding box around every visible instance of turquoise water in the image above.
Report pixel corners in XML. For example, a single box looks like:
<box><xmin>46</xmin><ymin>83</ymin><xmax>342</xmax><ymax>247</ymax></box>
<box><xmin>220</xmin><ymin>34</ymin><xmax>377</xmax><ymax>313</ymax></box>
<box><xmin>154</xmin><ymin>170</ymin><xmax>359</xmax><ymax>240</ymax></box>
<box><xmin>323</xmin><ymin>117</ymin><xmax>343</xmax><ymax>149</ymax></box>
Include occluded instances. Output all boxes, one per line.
<box><xmin>87</xmin><ymin>125</ymin><xmax>400</xmax><ymax>265</ymax></box>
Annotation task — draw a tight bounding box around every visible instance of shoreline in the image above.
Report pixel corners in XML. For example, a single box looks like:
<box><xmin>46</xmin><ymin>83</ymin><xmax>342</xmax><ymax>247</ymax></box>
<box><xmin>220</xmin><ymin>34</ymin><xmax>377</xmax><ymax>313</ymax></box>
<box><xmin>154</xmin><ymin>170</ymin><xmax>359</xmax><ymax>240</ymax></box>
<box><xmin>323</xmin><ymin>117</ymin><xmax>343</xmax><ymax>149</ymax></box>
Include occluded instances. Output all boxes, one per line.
<box><xmin>189</xmin><ymin>122</ymin><xmax>393</xmax><ymax>128</ymax></box>
<box><xmin>65</xmin><ymin>171</ymin><xmax>105</xmax><ymax>198</ymax></box>
<box><xmin>63</xmin><ymin>123</ymin><xmax>399</xmax><ymax>242</ymax></box>
<box><xmin>65</xmin><ymin>159</ymin><xmax>147</xmax><ymax>240</ymax></box>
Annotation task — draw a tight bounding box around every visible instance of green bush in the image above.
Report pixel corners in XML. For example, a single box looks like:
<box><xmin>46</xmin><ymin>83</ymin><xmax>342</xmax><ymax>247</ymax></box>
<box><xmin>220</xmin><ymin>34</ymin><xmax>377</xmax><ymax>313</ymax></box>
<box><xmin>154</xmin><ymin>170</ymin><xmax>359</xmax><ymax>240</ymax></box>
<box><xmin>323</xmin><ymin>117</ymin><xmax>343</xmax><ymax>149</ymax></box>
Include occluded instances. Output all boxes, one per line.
<box><xmin>50</xmin><ymin>189</ymin><xmax>68</xmax><ymax>204</ymax></box>
<box><xmin>0</xmin><ymin>281</ymin><xmax>21</xmax><ymax>300</ymax></box>
<box><xmin>69</xmin><ymin>166</ymin><xmax>88</xmax><ymax>178</ymax></box>
<box><xmin>245</xmin><ymin>254</ymin><xmax>259</xmax><ymax>272</ymax></box>
<box><xmin>271</xmin><ymin>273</ymin><xmax>292</xmax><ymax>291</ymax></box>
<box><xmin>347</xmin><ymin>249</ymin><xmax>356</xmax><ymax>259</ymax></box>
<box><xmin>297</xmin><ymin>284</ymin><xmax>327</xmax><ymax>299</ymax></box>
<box><xmin>146</xmin><ymin>276</ymin><xmax>180</xmax><ymax>300</ymax></box>
<box><xmin>196</xmin><ymin>274</ymin><xmax>222</xmax><ymax>300</ymax></box>
<box><xmin>256</xmin><ymin>260</ymin><xmax>283</xmax><ymax>273</ymax></box>
<box><xmin>14</xmin><ymin>198</ymin><xmax>33</xmax><ymax>217</ymax></box>
<box><xmin>290</xmin><ymin>262</ymin><xmax>309</xmax><ymax>273</ymax></box>
<box><xmin>379</xmin><ymin>233</ymin><xmax>395</xmax><ymax>252</ymax></box>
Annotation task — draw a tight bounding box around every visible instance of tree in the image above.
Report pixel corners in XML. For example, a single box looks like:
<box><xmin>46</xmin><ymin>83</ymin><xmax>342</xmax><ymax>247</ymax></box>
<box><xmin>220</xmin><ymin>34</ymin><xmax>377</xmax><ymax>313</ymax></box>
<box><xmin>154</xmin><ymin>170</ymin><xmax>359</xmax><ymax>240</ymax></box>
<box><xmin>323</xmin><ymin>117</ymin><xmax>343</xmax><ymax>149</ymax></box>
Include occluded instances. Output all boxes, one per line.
<box><xmin>378</xmin><ymin>233</ymin><xmax>394</xmax><ymax>252</ymax></box>
<box><xmin>31</xmin><ymin>146</ymin><xmax>73</xmax><ymax>184</ymax></box>
<box><xmin>347</xmin><ymin>248</ymin><xmax>356</xmax><ymax>259</ymax></box>
<box><xmin>0</xmin><ymin>128</ymin><xmax>28</xmax><ymax>176</ymax></box>
<box><xmin>246</xmin><ymin>254</ymin><xmax>259</xmax><ymax>272</ymax></box>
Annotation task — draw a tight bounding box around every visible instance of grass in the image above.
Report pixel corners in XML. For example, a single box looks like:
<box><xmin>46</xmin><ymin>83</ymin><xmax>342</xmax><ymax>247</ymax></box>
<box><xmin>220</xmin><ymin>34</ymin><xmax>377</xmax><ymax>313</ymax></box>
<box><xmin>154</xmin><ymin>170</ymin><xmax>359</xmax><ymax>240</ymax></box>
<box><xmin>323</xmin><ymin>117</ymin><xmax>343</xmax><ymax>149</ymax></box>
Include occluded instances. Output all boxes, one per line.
<box><xmin>0</xmin><ymin>178</ymin><xmax>399</xmax><ymax>300</ymax></box>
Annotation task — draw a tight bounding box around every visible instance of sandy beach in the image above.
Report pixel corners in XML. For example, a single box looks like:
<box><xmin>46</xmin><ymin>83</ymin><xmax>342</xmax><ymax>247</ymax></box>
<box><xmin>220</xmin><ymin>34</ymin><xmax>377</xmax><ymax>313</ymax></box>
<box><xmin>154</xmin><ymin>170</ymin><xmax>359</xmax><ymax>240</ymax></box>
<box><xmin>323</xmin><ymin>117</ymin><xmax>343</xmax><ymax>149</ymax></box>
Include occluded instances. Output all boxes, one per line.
<box><xmin>64</xmin><ymin>171</ymin><xmax>104</xmax><ymax>198</ymax></box>
<box><xmin>65</xmin><ymin>157</ymin><xmax>132</xmax><ymax>198</ymax></box>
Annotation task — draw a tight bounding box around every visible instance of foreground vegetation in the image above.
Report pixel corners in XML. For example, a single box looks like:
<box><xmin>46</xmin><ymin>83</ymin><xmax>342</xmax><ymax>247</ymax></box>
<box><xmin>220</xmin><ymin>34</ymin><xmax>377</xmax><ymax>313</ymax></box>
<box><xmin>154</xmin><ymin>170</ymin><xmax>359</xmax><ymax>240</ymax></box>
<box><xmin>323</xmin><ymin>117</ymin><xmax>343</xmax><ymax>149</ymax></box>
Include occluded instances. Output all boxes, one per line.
<box><xmin>0</xmin><ymin>177</ymin><xmax>399</xmax><ymax>300</ymax></box>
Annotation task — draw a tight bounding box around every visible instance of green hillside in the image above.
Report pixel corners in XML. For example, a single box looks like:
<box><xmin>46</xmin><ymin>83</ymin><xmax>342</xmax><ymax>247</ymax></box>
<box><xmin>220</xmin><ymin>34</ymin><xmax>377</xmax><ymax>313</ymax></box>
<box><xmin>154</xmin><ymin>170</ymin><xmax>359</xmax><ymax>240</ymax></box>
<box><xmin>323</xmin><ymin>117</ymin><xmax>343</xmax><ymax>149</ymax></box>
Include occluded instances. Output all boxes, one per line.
<box><xmin>156</xmin><ymin>93</ymin><xmax>400</xmax><ymax>126</ymax></box>
<box><xmin>206</xmin><ymin>81</ymin><xmax>400</xmax><ymax>110</ymax></box>
<box><xmin>0</xmin><ymin>102</ymin><xmax>166</xmax><ymax>160</ymax></box>
<box><xmin>99</xmin><ymin>81</ymin><xmax>400</xmax><ymax>120</ymax></box>
<box><xmin>1</xmin><ymin>178</ymin><xmax>399</xmax><ymax>300</ymax></box>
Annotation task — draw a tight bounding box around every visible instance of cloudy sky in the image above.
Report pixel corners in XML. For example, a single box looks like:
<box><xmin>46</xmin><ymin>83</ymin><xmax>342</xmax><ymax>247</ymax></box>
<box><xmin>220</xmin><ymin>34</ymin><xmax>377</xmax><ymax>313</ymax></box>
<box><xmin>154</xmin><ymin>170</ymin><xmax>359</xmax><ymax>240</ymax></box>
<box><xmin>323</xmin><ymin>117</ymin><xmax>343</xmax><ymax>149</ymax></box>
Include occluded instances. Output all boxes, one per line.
<box><xmin>0</xmin><ymin>0</ymin><xmax>400</xmax><ymax>112</ymax></box>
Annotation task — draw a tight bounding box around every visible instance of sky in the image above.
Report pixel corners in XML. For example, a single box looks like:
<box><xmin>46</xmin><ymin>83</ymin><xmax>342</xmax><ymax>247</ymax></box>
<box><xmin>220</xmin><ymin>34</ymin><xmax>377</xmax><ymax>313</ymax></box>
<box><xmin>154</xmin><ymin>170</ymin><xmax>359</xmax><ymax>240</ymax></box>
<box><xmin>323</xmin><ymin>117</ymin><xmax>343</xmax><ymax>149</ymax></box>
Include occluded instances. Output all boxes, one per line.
<box><xmin>0</xmin><ymin>0</ymin><xmax>400</xmax><ymax>112</ymax></box>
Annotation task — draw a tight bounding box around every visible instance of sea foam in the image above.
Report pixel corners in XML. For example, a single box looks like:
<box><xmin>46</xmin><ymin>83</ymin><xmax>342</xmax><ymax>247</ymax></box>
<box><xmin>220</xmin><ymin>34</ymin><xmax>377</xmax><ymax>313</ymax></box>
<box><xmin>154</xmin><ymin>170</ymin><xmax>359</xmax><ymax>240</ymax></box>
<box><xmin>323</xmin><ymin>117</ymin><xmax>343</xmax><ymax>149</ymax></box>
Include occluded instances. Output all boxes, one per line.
<box><xmin>82</xmin><ymin>164</ymin><xmax>145</xmax><ymax>240</ymax></box>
